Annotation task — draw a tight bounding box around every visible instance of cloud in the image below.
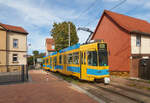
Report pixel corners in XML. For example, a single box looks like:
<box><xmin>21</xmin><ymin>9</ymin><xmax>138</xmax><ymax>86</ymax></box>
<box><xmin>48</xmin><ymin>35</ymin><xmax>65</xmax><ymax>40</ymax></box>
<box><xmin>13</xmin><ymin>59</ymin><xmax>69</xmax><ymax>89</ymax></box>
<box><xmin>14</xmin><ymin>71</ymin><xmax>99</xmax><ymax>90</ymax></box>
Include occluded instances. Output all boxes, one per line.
<box><xmin>27</xmin><ymin>31</ymin><xmax>49</xmax><ymax>52</ymax></box>
<box><xmin>0</xmin><ymin>0</ymin><xmax>61</xmax><ymax>27</ymax></box>
<box><xmin>1</xmin><ymin>0</ymin><xmax>150</xmax><ymax>54</ymax></box>
<box><xmin>0</xmin><ymin>0</ymin><xmax>91</xmax><ymax>54</ymax></box>
<box><xmin>103</xmin><ymin>0</ymin><xmax>120</xmax><ymax>2</ymax></box>
<box><xmin>75</xmin><ymin>0</ymin><xmax>96</xmax><ymax>5</ymax></box>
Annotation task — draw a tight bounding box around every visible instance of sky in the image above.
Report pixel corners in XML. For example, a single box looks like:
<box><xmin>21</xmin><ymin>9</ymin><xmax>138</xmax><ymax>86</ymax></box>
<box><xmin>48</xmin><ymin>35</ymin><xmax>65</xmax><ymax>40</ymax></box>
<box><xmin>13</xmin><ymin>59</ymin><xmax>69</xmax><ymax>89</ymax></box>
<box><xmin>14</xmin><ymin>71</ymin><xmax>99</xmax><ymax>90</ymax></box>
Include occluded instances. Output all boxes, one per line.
<box><xmin>0</xmin><ymin>0</ymin><xmax>150</xmax><ymax>54</ymax></box>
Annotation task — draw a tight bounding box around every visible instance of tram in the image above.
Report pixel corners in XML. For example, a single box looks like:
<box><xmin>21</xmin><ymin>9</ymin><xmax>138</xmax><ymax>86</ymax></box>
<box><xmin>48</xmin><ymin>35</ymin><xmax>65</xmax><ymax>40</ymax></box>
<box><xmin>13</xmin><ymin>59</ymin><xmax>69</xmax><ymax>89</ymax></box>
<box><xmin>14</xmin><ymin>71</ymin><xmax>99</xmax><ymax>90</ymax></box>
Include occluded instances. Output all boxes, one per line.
<box><xmin>43</xmin><ymin>41</ymin><xmax>110</xmax><ymax>84</ymax></box>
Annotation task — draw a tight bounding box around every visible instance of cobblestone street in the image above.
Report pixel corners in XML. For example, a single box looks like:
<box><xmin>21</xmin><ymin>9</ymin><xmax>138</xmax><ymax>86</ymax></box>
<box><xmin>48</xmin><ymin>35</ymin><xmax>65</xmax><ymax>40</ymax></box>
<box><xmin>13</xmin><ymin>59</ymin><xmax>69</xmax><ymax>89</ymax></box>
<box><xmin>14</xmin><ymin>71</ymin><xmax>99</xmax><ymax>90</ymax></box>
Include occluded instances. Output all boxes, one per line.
<box><xmin>0</xmin><ymin>70</ymin><xmax>98</xmax><ymax>103</ymax></box>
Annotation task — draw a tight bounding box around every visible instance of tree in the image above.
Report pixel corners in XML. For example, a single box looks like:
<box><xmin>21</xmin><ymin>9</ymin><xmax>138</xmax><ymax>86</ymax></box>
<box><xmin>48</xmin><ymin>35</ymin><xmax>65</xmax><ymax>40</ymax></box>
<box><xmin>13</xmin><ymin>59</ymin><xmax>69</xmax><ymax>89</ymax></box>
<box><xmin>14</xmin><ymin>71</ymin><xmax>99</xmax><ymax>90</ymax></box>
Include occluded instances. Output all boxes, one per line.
<box><xmin>32</xmin><ymin>50</ymin><xmax>39</xmax><ymax>57</ymax></box>
<box><xmin>27</xmin><ymin>56</ymin><xmax>33</xmax><ymax>65</ymax></box>
<box><xmin>51</xmin><ymin>21</ymin><xmax>79</xmax><ymax>51</ymax></box>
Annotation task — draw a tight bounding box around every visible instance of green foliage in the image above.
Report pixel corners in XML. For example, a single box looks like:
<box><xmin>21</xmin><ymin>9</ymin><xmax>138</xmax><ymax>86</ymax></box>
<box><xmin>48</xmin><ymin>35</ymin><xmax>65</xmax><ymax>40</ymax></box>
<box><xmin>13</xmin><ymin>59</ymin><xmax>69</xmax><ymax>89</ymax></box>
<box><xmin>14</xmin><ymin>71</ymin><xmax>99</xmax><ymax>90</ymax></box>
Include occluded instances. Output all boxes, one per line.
<box><xmin>51</xmin><ymin>21</ymin><xmax>79</xmax><ymax>51</ymax></box>
<box><xmin>27</xmin><ymin>51</ymin><xmax>45</xmax><ymax>65</ymax></box>
<box><xmin>33</xmin><ymin>50</ymin><xmax>39</xmax><ymax>57</ymax></box>
<box><xmin>27</xmin><ymin>56</ymin><xmax>33</xmax><ymax>65</ymax></box>
<box><xmin>36</xmin><ymin>53</ymin><xmax>45</xmax><ymax>58</ymax></box>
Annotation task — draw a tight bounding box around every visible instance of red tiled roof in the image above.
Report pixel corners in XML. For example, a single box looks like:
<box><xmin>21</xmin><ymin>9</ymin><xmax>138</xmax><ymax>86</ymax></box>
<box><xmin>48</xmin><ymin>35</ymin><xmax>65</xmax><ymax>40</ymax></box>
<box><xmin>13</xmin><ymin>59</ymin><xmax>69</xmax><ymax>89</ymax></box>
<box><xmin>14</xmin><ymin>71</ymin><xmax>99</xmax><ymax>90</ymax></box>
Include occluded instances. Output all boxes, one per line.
<box><xmin>0</xmin><ymin>23</ymin><xmax>28</xmax><ymax>34</ymax></box>
<box><xmin>46</xmin><ymin>38</ymin><xmax>55</xmax><ymax>51</ymax></box>
<box><xmin>105</xmin><ymin>10</ymin><xmax>150</xmax><ymax>33</ymax></box>
<box><xmin>91</xmin><ymin>10</ymin><xmax>150</xmax><ymax>39</ymax></box>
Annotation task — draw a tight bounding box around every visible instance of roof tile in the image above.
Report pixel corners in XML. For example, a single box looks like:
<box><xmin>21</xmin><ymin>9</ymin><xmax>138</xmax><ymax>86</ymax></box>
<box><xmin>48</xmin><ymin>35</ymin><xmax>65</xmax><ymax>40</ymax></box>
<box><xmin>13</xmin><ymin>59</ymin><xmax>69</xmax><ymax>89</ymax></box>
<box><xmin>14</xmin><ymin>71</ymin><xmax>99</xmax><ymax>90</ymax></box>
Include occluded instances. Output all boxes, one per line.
<box><xmin>0</xmin><ymin>23</ymin><xmax>28</xmax><ymax>34</ymax></box>
<box><xmin>104</xmin><ymin>10</ymin><xmax>150</xmax><ymax>34</ymax></box>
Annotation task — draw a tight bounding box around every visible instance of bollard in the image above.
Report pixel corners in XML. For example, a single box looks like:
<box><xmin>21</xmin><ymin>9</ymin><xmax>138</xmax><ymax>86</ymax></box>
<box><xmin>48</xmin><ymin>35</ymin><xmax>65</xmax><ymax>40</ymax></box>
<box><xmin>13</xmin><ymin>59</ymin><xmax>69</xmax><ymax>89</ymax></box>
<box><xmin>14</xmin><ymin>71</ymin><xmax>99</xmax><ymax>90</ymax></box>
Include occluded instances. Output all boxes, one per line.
<box><xmin>46</xmin><ymin>73</ymin><xmax>49</xmax><ymax>81</ymax></box>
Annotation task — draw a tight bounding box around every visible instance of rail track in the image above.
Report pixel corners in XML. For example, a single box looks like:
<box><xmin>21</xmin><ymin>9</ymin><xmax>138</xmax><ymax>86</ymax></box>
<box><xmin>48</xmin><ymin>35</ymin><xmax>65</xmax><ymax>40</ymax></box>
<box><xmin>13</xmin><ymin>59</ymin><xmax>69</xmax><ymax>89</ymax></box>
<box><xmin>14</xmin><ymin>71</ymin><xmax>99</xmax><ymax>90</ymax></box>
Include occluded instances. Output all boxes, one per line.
<box><xmin>80</xmin><ymin>82</ymin><xmax>150</xmax><ymax>103</ymax></box>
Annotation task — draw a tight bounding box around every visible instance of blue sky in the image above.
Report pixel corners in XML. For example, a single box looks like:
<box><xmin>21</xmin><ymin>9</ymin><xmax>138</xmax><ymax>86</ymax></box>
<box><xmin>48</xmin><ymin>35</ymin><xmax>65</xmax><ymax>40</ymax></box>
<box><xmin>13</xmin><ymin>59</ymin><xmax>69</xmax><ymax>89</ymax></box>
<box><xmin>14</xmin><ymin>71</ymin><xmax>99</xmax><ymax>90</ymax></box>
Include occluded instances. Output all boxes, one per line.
<box><xmin>0</xmin><ymin>0</ymin><xmax>150</xmax><ymax>54</ymax></box>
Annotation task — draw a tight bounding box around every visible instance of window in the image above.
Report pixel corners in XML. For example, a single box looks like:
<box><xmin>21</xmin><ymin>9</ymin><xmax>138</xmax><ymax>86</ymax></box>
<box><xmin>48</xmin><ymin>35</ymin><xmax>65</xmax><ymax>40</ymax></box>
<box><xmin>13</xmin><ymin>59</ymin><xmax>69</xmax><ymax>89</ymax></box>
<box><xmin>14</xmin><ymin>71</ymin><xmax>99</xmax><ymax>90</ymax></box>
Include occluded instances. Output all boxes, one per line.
<box><xmin>87</xmin><ymin>51</ymin><xmax>98</xmax><ymax>66</ymax></box>
<box><xmin>81</xmin><ymin>52</ymin><xmax>83</xmax><ymax>64</ymax></box>
<box><xmin>98</xmin><ymin>51</ymin><xmax>108</xmax><ymax>66</ymax></box>
<box><xmin>64</xmin><ymin>55</ymin><xmax>66</xmax><ymax>64</ymax></box>
<box><xmin>73</xmin><ymin>52</ymin><xmax>79</xmax><ymax>64</ymax></box>
<box><xmin>50</xmin><ymin>57</ymin><xmax>52</xmax><ymax>65</ymax></box>
<box><xmin>84</xmin><ymin>52</ymin><xmax>86</xmax><ymax>64</ymax></box>
<box><xmin>59</xmin><ymin>55</ymin><xmax>62</xmax><ymax>64</ymax></box>
<box><xmin>52</xmin><ymin>44</ymin><xmax>55</xmax><ymax>49</ymax></box>
<box><xmin>68</xmin><ymin>54</ymin><xmax>73</xmax><ymax>64</ymax></box>
<box><xmin>13</xmin><ymin>54</ymin><xmax>18</xmax><ymax>62</ymax></box>
<box><xmin>43</xmin><ymin>59</ymin><xmax>45</xmax><ymax>64</ymax></box>
<box><xmin>54</xmin><ymin>57</ymin><xmax>57</xmax><ymax>64</ymax></box>
<box><xmin>136</xmin><ymin>35</ymin><xmax>141</xmax><ymax>47</ymax></box>
<box><xmin>46</xmin><ymin>59</ymin><xmax>49</xmax><ymax>64</ymax></box>
<box><xmin>13</xmin><ymin>39</ymin><xmax>18</xmax><ymax>48</ymax></box>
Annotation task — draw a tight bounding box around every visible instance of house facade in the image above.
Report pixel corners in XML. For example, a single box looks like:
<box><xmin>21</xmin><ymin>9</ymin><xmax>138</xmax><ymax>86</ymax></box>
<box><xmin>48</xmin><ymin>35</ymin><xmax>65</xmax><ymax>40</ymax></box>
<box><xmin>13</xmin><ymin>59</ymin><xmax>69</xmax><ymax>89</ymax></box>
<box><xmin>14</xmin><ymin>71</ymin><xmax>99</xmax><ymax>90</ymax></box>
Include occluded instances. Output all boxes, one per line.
<box><xmin>45</xmin><ymin>38</ymin><xmax>55</xmax><ymax>56</ymax></box>
<box><xmin>89</xmin><ymin>10</ymin><xmax>150</xmax><ymax>77</ymax></box>
<box><xmin>0</xmin><ymin>23</ymin><xmax>28</xmax><ymax>72</ymax></box>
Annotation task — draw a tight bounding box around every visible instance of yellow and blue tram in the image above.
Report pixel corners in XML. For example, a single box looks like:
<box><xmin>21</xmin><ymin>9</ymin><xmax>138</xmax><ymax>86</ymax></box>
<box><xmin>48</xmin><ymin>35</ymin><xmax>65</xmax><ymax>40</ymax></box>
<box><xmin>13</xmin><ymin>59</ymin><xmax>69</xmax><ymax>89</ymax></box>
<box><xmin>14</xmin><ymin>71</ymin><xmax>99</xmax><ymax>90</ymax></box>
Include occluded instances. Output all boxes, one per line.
<box><xmin>43</xmin><ymin>41</ymin><xmax>110</xmax><ymax>83</ymax></box>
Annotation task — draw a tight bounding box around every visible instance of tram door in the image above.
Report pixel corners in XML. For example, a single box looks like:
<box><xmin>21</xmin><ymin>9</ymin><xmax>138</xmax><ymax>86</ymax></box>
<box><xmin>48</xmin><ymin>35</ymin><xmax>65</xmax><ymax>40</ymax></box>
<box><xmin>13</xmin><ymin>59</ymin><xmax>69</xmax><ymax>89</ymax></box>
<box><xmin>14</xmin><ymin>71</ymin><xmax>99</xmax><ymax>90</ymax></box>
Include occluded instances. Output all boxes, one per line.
<box><xmin>52</xmin><ymin>56</ymin><xmax>57</xmax><ymax>70</ymax></box>
<box><xmin>63</xmin><ymin>54</ymin><xmax>67</xmax><ymax>74</ymax></box>
<box><xmin>80</xmin><ymin>51</ymin><xmax>87</xmax><ymax>80</ymax></box>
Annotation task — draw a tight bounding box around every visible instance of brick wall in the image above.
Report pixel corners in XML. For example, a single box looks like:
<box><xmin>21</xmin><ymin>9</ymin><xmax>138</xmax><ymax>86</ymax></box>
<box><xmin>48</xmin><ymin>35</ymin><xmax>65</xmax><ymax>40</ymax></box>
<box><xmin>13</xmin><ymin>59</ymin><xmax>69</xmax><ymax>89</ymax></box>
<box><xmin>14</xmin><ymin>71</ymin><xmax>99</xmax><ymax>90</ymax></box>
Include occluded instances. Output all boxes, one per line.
<box><xmin>92</xmin><ymin>14</ymin><xmax>131</xmax><ymax>72</ymax></box>
<box><xmin>130</xmin><ymin>58</ymin><xmax>140</xmax><ymax>77</ymax></box>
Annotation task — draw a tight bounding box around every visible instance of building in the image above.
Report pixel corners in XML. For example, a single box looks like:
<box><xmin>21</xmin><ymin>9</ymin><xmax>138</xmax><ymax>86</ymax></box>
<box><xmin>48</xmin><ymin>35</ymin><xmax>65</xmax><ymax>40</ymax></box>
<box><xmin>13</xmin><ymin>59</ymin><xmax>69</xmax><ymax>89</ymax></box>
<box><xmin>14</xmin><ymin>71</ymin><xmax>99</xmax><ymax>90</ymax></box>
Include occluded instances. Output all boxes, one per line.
<box><xmin>0</xmin><ymin>23</ymin><xmax>28</xmax><ymax>72</ymax></box>
<box><xmin>45</xmin><ymin>38</ymin><xmax>55</xmax><ymax>56</ymax></box>
<box><xmin>88</xmin><ymin>10</ymin><xmax>150</xmax><ymax>77</ymax></box>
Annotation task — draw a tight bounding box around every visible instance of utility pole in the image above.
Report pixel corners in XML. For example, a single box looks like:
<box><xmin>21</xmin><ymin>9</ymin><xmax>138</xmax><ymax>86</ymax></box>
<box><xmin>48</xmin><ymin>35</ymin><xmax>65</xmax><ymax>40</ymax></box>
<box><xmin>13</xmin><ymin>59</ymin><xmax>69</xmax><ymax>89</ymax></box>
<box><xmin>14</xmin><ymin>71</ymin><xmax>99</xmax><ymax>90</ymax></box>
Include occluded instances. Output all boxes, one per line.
<box><xmin>68</xmin><ymin>23</ymin><xmax>70</xmax><ymax>46</ymax></box>
<box><xmin>33</xmin><ymin>55</ymin><xmax>35</xmax><ymax>68</ymax></box>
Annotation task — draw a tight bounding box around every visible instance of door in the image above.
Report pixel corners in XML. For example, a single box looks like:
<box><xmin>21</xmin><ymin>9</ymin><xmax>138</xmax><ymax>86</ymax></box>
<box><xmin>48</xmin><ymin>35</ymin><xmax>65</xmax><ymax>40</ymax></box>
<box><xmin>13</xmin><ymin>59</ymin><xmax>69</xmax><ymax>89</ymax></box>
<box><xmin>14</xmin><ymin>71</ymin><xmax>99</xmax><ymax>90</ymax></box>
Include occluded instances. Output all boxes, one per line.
<box><xmin>52</xmin><ymin>57</ymin><xmax>54</xmax><ymax>70</ymax></box>
<box><xmin>80</xmin><ymin>51</ymin><xmax>87</xmax><ymax>80</ymax></box>
<box><xmin>139</xmin><ymin>59</ymin><xmax>150</xmax><ymax>80</ymax></box>
<box><xmin>63</xmin><ymin>54</ymin><xmax>67</xmax><ymax>74</ymax></box>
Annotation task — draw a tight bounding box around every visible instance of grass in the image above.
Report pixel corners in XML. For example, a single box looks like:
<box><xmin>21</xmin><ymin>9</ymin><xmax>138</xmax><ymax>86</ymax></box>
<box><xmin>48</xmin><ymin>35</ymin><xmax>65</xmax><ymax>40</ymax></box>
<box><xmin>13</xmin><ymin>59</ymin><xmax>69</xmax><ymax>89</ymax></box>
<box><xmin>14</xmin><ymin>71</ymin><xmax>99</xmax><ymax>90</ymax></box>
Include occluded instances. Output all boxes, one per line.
<box><xmin>147</xmin><ymin>87</ymin><xmax>150</xmax><ymax>91</ymax></box>
<box><xmin>127</xmin><ymin>83</ymin><xmax>150</xmax><ymax>91</ymax></box>
<box><xmin>51</xmin><ymin>72</ymin><xmax>81</xmax><ymax>84</ymax></box>
<box><xmin>127</xmin><ymin>83</ymin><xmax>137</xmax><ymax>87</ymax></box>
<box><xmin>128</xmin><ymin>78</ymin><xmax>150</xmax><ymax>84</ymax></box>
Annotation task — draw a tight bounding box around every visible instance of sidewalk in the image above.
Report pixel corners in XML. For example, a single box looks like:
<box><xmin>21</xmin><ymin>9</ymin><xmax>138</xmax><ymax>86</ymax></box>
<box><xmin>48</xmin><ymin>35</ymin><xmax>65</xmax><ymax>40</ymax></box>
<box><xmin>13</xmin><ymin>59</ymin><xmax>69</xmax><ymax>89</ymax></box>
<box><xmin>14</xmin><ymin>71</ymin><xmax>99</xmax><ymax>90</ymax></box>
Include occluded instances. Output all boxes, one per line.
<box><xmin>0</xmin><ymin>70</ymin><xmax>98</xmax><ymax>103</ymax></box>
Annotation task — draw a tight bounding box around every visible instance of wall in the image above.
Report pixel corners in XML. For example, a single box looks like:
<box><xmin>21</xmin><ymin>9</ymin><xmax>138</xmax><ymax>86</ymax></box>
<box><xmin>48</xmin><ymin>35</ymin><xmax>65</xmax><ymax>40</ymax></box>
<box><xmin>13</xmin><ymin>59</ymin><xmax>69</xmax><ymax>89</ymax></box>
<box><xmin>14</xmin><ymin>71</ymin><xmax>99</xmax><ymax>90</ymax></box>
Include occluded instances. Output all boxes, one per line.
<box><xmin>0</xmin><ymin>26</ymin><xmax>7</xmax><ymax>72</ymax></box>
<box><xmin>8</xmin><ymin>52</ymin><xmax>27</xmax><ymax>65</ymax></box>
<box><xmin>131</xmin><ymin>34</ymin><xmax>150</xmax><ymax>54</ymax></box>
<box><xmin>7</xmin><ymin>32</ymin><xmax>27</xmax><ymax>66</ymax></box>
<box><xmin>7</xmin><ymin>32</ymin><xmax>27</xmax><ymax>51</ymax></box>
<box><xmin>0</xmin><ymin>27</ymin><xmax>6</xmax><ymax>50</ymax></box>
<box><xmin>92</xmin><ymin>15</ymin><xmax>131</xmax><ymax>72</ymax></box>
<box><xmin>0</xmin><ymin>51</ymin><xmax>6</xmax><ymax>65</ymax></box>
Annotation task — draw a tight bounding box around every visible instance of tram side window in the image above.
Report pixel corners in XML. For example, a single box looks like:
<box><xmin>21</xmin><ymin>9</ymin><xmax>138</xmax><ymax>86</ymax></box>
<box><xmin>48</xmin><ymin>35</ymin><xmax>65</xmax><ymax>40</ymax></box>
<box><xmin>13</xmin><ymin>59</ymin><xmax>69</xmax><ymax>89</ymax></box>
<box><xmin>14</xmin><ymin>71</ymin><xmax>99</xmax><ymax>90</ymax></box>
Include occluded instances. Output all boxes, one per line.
<box><xmin>53</xmin><ymin>57</ymin><xmax>57</xmax><ymax>66</ymax></box>
<box><xmin>46</xmin><ymin>59</ymin><xmax>49</xmax><ymax>64</ymax></box>
<box><xmin>81</xmin><ymin>52</ymin><xmax>83</xmax><ymax>64</ymax></box>
<box><xmin>68</xmin><ymin>54</ymin><xmax>73</xmax><ymax>64</ymax></box>
<box><xmin>84</xmin><ymin>52</ymin><xmax>86</xmax><ymax>64</ymax></box>
<box><xmin>54</xmin><ymin>57</ymin><xmax>57</xmax><ymax>64</ymax></box>
<box><xmin>64</xmin><ymin>55</ymin><xmax>66</xmax><ymax>64</ymax></box>
<box><xmin>73</xmin><ymin>52</ymin><xmax>79</xmax><ymax>64</ymax></box>
<box><xmin>43</xmin><ymin>59</ymin><xmax>45</xmax><ymax>64</ymax></box>
<box><xmin>59</xmin><ymin>55</ymin><xmax>62</xmax><ymax>64</ymax></box>
<box><xmin>87</xmin><ymin>51</ymin><xmax>98</xmax><ymax>66</ymax></box>
<box><xmin>50</xmin><ymin>57</ymin><xmax>52</xmax><ymax>65</ymax></box>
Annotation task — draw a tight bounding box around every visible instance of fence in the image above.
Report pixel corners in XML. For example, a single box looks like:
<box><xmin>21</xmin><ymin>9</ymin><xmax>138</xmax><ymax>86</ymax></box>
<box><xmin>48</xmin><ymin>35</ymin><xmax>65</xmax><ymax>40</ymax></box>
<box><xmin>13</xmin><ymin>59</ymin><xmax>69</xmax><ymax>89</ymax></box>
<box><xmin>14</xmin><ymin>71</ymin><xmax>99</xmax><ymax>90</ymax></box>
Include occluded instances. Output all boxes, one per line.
<box><xmin>0</xmin><ymin>65</ymin><xmax>28</xmax><ymax>85</ymax></box>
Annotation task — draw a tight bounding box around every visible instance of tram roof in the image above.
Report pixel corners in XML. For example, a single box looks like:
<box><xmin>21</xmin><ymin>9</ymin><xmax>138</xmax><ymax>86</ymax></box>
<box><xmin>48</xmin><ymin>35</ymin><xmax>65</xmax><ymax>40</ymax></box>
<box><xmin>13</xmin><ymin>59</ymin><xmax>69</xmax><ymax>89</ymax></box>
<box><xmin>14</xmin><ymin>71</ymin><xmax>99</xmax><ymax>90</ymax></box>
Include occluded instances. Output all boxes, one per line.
<box><xmin>59</xmin><ymin>43</ymin><xmax>80</xmax><ymax>53</ymax></box>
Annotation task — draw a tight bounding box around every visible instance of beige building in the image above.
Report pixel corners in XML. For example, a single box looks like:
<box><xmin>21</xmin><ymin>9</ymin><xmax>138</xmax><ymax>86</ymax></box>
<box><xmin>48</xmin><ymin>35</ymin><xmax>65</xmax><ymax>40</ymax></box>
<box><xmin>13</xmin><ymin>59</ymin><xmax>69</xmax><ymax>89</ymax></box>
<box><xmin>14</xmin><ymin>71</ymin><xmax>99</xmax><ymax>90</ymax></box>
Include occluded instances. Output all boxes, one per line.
<box><xmin>0</xmin><ymin>23</ymin><xmax>28</xmax><ymax>72</ymax></box>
